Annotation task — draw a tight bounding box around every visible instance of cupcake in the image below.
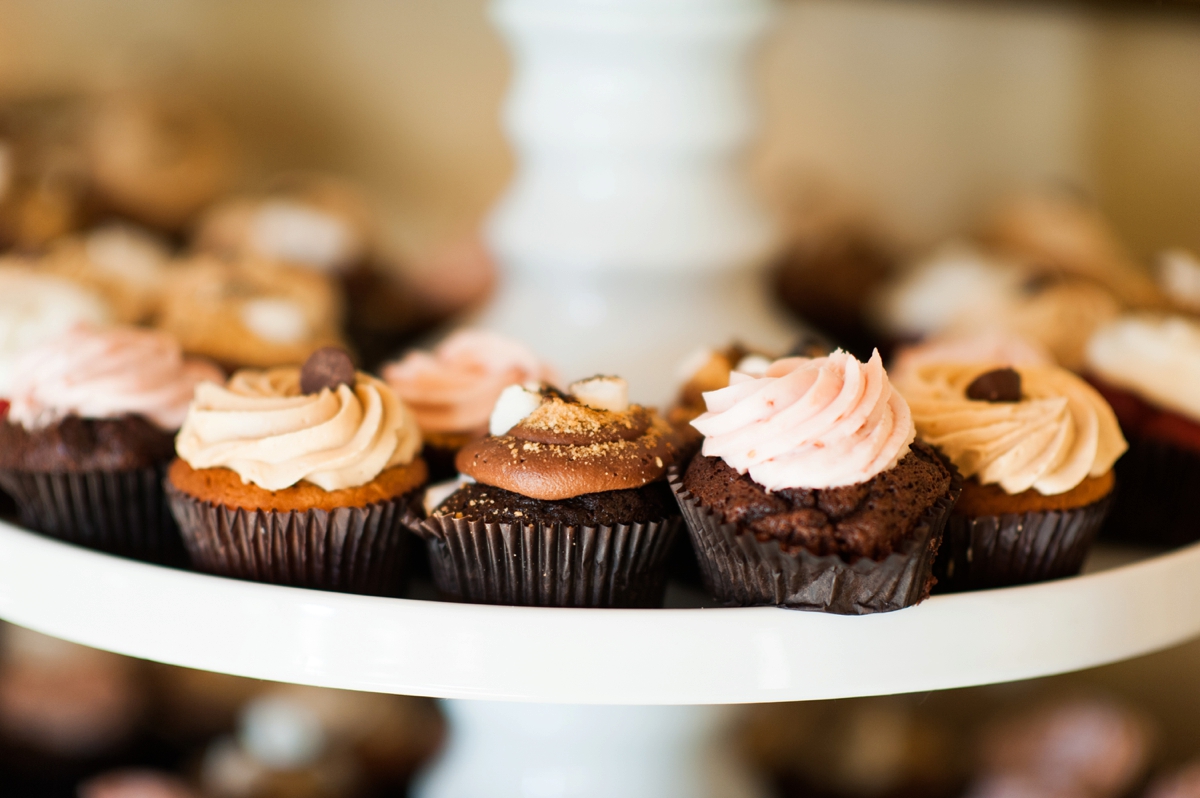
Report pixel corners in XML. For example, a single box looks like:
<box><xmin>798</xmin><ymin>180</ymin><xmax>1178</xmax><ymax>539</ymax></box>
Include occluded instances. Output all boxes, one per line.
<box><xmin>1085</xmin><ymin>315</ymin><xmax>1200</xmax><ymax>547</ymax></box>
<box><xmin>897</xmin><ymin>361</ymin><xmax>1126</xmax><ymax>591</ymax></box>
<box><xmin>381</xmin><ymin>329</ymin><xmax>556</xmax><ymax>482</ymax></box>
<box><xmin>166</xmin><ymin>348</ymin><xmax>426</xmax><ymax>594</ymax></box>
<box><xmin>420</xmin><ymin>376</ymin><xmax>684</xmax><ymax>607</ymax></box>
<box><xmin>673</xmin><ymin>350</ymin><xmax>960</xmax><ymax>614</ymax></box>
<box><xmin>41</xmin><ymin>224</ymin><xmax>172</xmax><ymax>324</ymax></box>
<box><xmin>156</xmin><ymin>254</ymin><xmax>346</xmax><ymax>371</ymax></box>
<box><xmin>0</xmin><ymin>326</ymin><xmax>219</xmax><ymax>561</ymax></box>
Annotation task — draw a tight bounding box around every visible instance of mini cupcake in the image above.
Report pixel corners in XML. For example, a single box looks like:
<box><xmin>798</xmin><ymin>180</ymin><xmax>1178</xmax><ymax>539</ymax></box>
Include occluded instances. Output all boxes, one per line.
<box><xmin>382</xmin><ymin>329</ymin><xmax>556</xmax><ymax>481</ymax></box>
<box><xmin>0</xmin><ymin>326</ymin><xmax>220</xmax><ymax>561</ymax></box>
<box><xmin>1085</xmin><ymin>315</ymin><xmax>1200</xmax><ymax>547</ymax></box>
<box><xmin>156</xmin><ymin>254</ymin><xmax>346</xmax><ymax>371</ymax></box>
<box><xmin>897</xmin><ymin>361</ymin><xmax>1126</xmax><ymax>591</ymax></box>
<box><xmin>166</xmin><ymin>348</ymin><xmax>426</xmax><ymax>594</ymax></box>
<box><xmin>674</xmin><ymin>350</ymin><xmax>959</xmax><ymax>614</ymax></box>
<box><xmin>420</xmin><ymin>376</ymin><xmax>683</xmax><ymax>607</ymax></box>
<box><xmin>41</xmin><ymin>224</ymin><xmax>172</xmax><ymax>324</ymax></box>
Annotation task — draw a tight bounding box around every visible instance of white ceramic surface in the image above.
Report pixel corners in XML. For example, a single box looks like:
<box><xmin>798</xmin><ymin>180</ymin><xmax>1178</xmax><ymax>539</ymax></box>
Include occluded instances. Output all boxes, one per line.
<box><xmin>478</xmin><ymin>0</ymin><xmax>795</xmax><ymax>403</ymax></box>
<box><xmin>0</xmin><ymin>519</ymin><xmax>1197</xmax><ymax>705</ymax></box>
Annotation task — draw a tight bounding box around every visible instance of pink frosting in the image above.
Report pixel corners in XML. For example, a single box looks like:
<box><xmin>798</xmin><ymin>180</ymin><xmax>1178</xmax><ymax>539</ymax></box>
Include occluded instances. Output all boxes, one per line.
<box><xmin>691</xmin><ymin>350</ymin><xmax>916</xmax><ymax>490</ymax></box>
<box><xmin>7</xmin><ymin>326</ymin><xmax>222</xmax><ymax>431</ymax></box>
<box><xmin>383</xmin><ymin>329</ymin><xmax>556</xmax><ymax>435</ymax></box>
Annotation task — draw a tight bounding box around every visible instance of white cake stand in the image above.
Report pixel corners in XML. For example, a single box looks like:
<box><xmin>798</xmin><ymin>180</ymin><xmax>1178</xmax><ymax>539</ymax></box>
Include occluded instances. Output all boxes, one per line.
<box><xmin>0</xmin><ymin>520</ymin><xmax>1198</xmax><ymax>796</ymax></box>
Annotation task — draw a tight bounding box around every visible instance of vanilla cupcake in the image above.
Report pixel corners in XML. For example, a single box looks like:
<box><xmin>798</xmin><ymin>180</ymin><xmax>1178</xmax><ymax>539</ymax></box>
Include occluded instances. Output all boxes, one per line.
<box><xmin>898</xmin><ymin>362</ymin><xmax>1126</xmax><ymax>590</ymax></box>
<box><xmin>157</xmin><ymin>254</ymin><xmax>346</xmax><ymax>370</ymax></box>
<box><xmin>41</xmin><ymin>224</ymin><xmax>172</xmax><ymax>324</ymax></box>
<box><xmin>382</xmin><ymin>329</ymin><xmax>557</xmax><ymax>481</ymax></box>
<box><xmin>1086</xmin><ymin>315</ymin><xmax>1200</xmax><ymax>546</ymax></box>
<box><xmin>166</xmin><ymin>348</ymin><xmax>426</xmax><ymax>594</ymax></box>
<box><xmin>0</xmin><ymin>326</ymin><xmax>220</xmax><ymax>561</ymax></box>
<box><xmin>674</xmin><ymin>350</ymin><xmax>960</xmax><ymax>613</ymax></box>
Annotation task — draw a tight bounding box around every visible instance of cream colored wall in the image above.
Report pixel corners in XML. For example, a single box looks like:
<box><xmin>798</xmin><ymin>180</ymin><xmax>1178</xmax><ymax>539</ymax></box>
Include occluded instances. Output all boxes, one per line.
<box><xmin>0</xmin><ymin>0</ymin><xmax>1195</xmax><ymax>260</ymax></box>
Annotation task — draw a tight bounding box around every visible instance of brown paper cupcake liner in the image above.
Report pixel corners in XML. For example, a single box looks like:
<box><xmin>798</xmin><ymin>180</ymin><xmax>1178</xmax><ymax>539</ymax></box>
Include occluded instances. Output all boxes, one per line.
<box><xmin>416</xmin><ymin>513</ymin><xmax>682</xmax><ymax>607</ymax></box>
<box><xmin>934</xmin><ymin>494</ymin><xmax>1113</xmax><ymax>593</ymax></box>
<box><xmin>0</xmin><ymin>465</ymin><xmax>186</xmax><ymax>564</ymax></box>
<box><xmin>1101</xmin><ymin>438</ymin><xmax>1200</xmax><ymax>548</ymax></box>
<box><xmin>668</xmin><ymin>458</ymin><xmax>962</xmax><ymax>614</ymax></box>
<box><xmin>165</xmin><ymin>483</ymin><xmax>423</xmax><ymax>596</ymax></box>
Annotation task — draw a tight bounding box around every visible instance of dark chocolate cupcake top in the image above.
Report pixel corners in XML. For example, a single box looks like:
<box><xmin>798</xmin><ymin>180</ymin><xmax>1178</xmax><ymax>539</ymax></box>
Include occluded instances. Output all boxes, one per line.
<box><xmin>455</xmin><ymin>377</ymin><xmax>680</xmax><ymax>501</ymax></box>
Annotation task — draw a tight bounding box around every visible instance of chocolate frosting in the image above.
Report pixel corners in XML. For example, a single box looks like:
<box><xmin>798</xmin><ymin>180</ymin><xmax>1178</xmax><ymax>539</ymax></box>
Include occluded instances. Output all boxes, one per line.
<box><xmin>455</xmin><ymin>393</ymin><xmax>680</xmax><ymax>501</ymax></box>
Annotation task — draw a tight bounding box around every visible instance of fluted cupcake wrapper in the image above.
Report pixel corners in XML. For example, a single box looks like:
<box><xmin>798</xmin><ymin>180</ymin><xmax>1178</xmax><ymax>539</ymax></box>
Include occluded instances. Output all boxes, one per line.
<box><xmin>165</xmin><ymin>482</ymin><xmax>422</xmax><ymax>596</ymax></box>
<box><xmin>668</xmin><ymin>460</ymin><xmax>962</xmax><ymax>615</ymax></box>
<box><xmin>0</xmin><ymin>465</ymin><xmax>186</xmax><ymax>564</ymax></box>
<box><xmin>1101</xmin><ymin>438</ymin><xmax>1200</xmax><ymax>548</ymax></box>
<box><xmin>415</xmin><ymin>515</ymin><xmax>682</xmax><ymax>607</ymax></box>
<box><xmin>934</xmin><ymin>495</ymin><xmax>1113</xmax><ymax>593</ymax></box>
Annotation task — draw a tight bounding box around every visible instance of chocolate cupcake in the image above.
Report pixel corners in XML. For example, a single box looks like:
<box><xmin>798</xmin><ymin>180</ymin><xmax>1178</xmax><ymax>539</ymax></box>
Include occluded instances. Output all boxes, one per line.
<box><xmin>1086</xmin><ymin>315</ymin><xmax>1200</xmax><ymax>547</ymax></box>
<box><xmin>419</xmin><ymin>376</ymin><xmax>683</xmax><ymax>607</ymax></box>
<box><xmin>898</xmin><ymin>361</ymin><xmax>1126</xmax><ymax>591</ymax></box>
<box><xmin>673</xmin><ymin>350</ymin><xmax>959</xmax><ymax>614</ymax></box>
<box><xmin>0</xmin><ymin>326</ymin><xmax>220</xmax><ymax>562</ymax></box>
<box><xmin>166</xmin><ymin>348</ymin><xmax>427</xmax><ymax>595</ymax></box>
<box><xmin>382</xmin><ymin>329</ymin><xmax>556</xmax><ymax>482</ymax></box>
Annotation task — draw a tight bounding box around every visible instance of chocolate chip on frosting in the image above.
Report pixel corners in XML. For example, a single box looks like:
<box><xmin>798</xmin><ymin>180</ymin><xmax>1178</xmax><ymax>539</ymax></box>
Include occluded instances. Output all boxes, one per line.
<box><xmin>966</xmin><ymin>367</ymin><xmax>1022</xmax><ymax>403</ymax></box>
<box><xmin>300</xmin><ymin>347</ymin><xmax>356</xmax><ymax>395</ymax></box>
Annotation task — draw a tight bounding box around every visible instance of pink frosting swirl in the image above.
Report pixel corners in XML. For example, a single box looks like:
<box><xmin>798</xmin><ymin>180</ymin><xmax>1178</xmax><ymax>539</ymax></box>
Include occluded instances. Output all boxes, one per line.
<box><xmin>691</xmin><ymin>350</ymin><xmax>916</xmax><ymax>490</ymax></box>
<box><xmin>8</xmin><ymin>326</ymin><xmax>222</xmax><ymax>431</ymax></box>
<box><xmin>383</xmin><ymin>329</ymin><xmax>556</xmax><ymax>435</ymax></box>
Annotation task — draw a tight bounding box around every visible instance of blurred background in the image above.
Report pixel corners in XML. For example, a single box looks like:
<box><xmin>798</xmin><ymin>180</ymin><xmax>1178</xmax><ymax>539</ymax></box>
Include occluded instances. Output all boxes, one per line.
<box><xmin>2</xmin><ymin>0</ymin><xmax>1200</xmax><ymax>795</ymax></box>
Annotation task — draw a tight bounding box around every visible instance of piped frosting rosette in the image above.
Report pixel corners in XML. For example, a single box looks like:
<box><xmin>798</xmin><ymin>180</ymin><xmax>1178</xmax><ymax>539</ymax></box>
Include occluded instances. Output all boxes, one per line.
<box><xmin>383</xmin><ymin>329</ymin><xmax>556</xmax><ymax>436</ymax></box>
<box><xmin>896</xmin><ymin>363</ymin><xmax>1126</xmax><ymax>496</ymax></box>
<box><xmin>691</xmin><ymin>350</ymin><xmax>915</xmax><ymax>491</ymax></box>
<box><xmin>8</xmin><ymin>326</ymin><xmax>221</xmax><ymax>431</ymax></box>
<box><xmin>176</xmin><ymin>368</ymin><xmax>421</xmax><ymax>491</ymax></box>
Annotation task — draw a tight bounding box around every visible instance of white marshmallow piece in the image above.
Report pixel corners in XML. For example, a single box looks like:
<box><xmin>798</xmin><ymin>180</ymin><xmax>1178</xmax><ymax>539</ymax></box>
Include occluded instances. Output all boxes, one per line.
<box><xmin>734</xmin><ymin>354</ymin><xmax>772</xmax><ymax>377</ymax></box>
<box><xmin>489</xmin><ymin>383</ymin><xmax>543</xmax><ymax>436</ymax></box>
<box><xmin>240</xmin><ymin>298</ymin><xmax>310</xmax><ymax>344</ymax></box>
<box><xmin>569</xmin><ymin>375</ymin><xmax>629</xmax><ymax>413</ymax></box>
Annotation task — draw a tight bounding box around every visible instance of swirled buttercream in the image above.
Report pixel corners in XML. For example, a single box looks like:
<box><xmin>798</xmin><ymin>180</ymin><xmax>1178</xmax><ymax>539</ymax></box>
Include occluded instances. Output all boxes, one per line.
<box><xmin>1086</xmin><ymin>315</ymin><xmax>1200</xmax><ymax>424</ymax></box>
<box><xmin>7</xmin><ymin>326</ymin><xmax>221</xmax><ymax>431</ymax></box>
<box><xmin>890</xmin><ymin>331</ymin><xmax>1052</xmax><ymax>385</ymax></box>
<box><xmin>691</xmin><ymin>350</ymin><xmax>915</xmax><ymax>491</ymax></box>
<box><xmin>383</xmin><ymin>330</ymin><xmax>556</xmax><ymax>435</ymax></box>
<box><xmin>176</xmin><ymin>368</ymin><xmax>421</xmax><ymax>491</ymax></box>
<box><xmin>896</xmin><ymin>363</ymin><xmax>1125</xmax><ymax>495</ymax></box>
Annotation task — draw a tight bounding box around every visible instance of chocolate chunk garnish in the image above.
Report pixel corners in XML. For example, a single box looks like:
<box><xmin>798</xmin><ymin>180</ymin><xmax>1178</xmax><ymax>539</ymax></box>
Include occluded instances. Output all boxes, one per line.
<box><xmin>966</xmin><ymin>367</ymin><xmax>1022</xmax><ymax>403</ymax></box>
<box><xmin>300</xmin><ymin>347</ymin><xmax>356</xmax><ymax>395</ymax></box>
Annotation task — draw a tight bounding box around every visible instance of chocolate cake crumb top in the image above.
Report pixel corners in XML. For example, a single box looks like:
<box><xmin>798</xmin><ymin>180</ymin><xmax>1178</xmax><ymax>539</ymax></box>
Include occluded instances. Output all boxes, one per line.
<box><xmin>682</xmin><ymin>440</ymin><xmax>952</xmax><ymax>561</ymax></box>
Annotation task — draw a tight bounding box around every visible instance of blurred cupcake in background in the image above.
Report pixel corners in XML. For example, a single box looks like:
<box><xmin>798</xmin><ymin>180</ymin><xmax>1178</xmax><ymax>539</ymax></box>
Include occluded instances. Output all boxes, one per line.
<box><xmin>1145</xmin><ymin>762</ymin><xmax>1200</xmax><ymax>798</ymax></box>
<box><xmin>896</xmin><ymin>359</ymin><xmax>1125</xmax><ymax>591</ymax></box>
<box><xmin>84</xmin><ymin>90</ymin><xmax>235</xmax><ymax>233</ymax></box>
<box><xmin>1156</xmin><ymin>249</ymin><xmax>1200</xmax><ymax>316</ymax></box>
<box><xmin>79</xmin><ymin>770</ymin><xmax>201</xmax><ymax>798</ymax></box>
<box><xmin>0</xmin><ymin>325</ymin><xmax>220</xmax><ymax>561</ymax></box>
<box><xmin>382</xmin><ymin>329</ymin><xmax>557</xmax><ymax>482</ymax></box>
<box><xmin>167</xmin><ymin>347</ymin><xmax>426</xmax><ymax>595</ymax></box>
<box><xmin>40</xmin><ymin>223</ymin><xmax>172</xmax><ymax>324</ymax></box>
<box><xmin>1086</xmin><ymin>315</ymin><xmax>1200</xmax><ymax>547</ymax></box>
<box><xmin>157</xmin><ymin>254</ymin><xmax>346</xmax><ymax>371</ymax></box>
<box><xmin>674</xmin><ymin>350</ymin><xmax>960</xmax><ymax>614</ymax></box>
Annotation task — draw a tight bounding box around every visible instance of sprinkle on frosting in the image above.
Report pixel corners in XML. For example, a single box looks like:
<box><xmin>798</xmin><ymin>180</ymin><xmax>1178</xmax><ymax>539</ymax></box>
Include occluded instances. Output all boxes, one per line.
<box><xmin>1086</xmin><ymin>315</ymin><xmax>1200</xmax><ymax>424</ymax></box>
<box><xmin>896</xmin><ymin>362</ymin><xmax>1126</xmax><ymax>496</ymax></box>
<box><xmin>7</xmin><ymin>326</ymin><xmax>221</xmax><ymax>431</ymax></box>
<box><xmin>383</xmin><ymin>329</ymin><xmax>556</xmax><ymax>436</ymax></box>
<box><xmin>176</xmin><ymin>367</ymin><xmax>421</xmax><ymax>491</ymax></box>
<box><xmin>691</xmin><ymin>350</ymin><xmax>916</xmax><ymax>491</ymax></box>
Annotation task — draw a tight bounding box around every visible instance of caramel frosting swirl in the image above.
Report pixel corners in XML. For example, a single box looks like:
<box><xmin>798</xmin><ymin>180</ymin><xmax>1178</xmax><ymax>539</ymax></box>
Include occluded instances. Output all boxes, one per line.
<box><xmin>896</xmin><ymin>363</ymin><xmax>1126</xmax><ymax>495</ymax></box>
<box><xmin>176</xmin><ymin>368</ymin><xmax>421</xmax><ymax>491</ymax></box>
<box><xmin>692</xmin><ymin>350</ymin><xmax>915</xmax><ymax>491</ymax></box>
<box><xmin>383</xmin><ymin>329</ymin><xmax>556</xmax><ymax>435</ymax></box>
<box><xmin>455</xmin><ymin>389</ymin><xmax>678</xmax><ymax>501</ymax></box>
<box><xmin>8</xmin><ymin>326</ymin><xmax>221</xmax><ymax>431</ymax></box>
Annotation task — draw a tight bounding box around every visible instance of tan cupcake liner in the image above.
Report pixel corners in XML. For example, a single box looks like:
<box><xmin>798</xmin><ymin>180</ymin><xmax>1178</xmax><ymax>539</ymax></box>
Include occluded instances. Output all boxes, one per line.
<box><xmin>0</xmin><ymin>465</ymin><xmax>186</xmax><ymax>564</ymax></box>
<box><xmin>165</xmin><ymin>482</ymin><xmax>422</xmax><ymax>596</ymax></box>
<box><xmin>415</xmin><ymin>514</ymin><xmax>682</xmax><ymax>608</ymax></box>
<box><xmin>935</xmin><ymin>494</ymin><xmax>1113</xmax><ymax>593</ymax></box>
<box><xmin>668</xmin><ymin>457</ymin><xmax>962</xmax><ymax>614</ymax></box>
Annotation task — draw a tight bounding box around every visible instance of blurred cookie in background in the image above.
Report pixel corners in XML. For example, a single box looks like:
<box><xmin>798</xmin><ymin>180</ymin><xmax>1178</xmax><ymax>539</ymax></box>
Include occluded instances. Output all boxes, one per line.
<box><xmin>156</xmin><ymin>254</ymin><xmax>345</xmax><ymax>371</ymax></box>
